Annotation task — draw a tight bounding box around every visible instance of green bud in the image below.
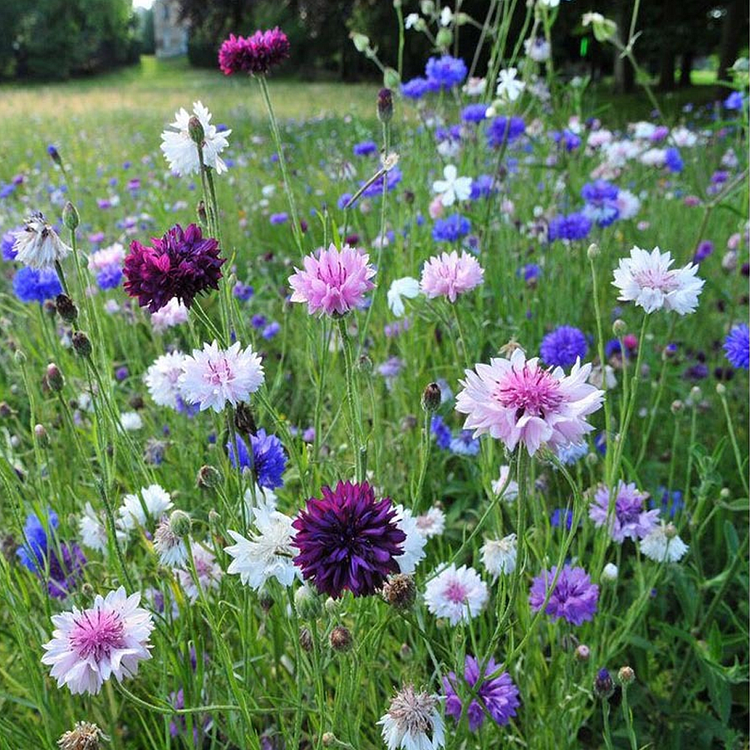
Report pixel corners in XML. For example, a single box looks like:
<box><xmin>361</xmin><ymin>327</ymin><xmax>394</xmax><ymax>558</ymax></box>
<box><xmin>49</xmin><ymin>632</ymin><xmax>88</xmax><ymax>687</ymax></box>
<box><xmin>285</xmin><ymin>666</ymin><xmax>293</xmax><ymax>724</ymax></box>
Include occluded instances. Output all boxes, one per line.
<box><xmin>421</xmin><ymin>382</ymin><xmax>441</xmax><ymax>413</ymax></box>
<box><xmin>383</xmin><ymin>67</ymin><xmax>401</xmax><ymax>91</ymax></box>
<box><xmin>188</xmin><ymin>115</ymin><xmax>205</xmax><ymax>146</ymax></box>
<box><xmin>169</xmin><ymin>510</ymin><xmax>192</xmax><ymax>538</ymax></box>
<box><xmin>62</xmin><ymin>201</ymin><xmax>80</xmax><ymax>231</ymax></box>
<box><xmin>294</xmin><ymin>584</ymin><xmax>323</xmax><ymax>619</ymax></box>
<box><xmin>350</xmin><ymin>32</ymin><xmax>370</xmax><ymax>53</ymax></box>
<box><xmin>435</xmin><ymin>28</ymin><xmax>453</xmax><ymax>48</ymax></box>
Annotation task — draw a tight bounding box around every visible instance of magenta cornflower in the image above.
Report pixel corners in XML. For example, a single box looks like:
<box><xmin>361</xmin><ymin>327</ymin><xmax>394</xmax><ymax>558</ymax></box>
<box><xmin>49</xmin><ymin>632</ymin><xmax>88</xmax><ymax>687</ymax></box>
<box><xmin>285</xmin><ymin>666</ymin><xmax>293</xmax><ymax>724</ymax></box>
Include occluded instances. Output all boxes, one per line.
<box><xmin>455</xmin><ymin>348</ymin><xmax>604</xmax><ymax>456</ymax></box>
<box><xmin>443</xmin><ymin>656</ymin><xmax>520</xmax><ymax>731</ymax></box>
<box><xmin>124</xmin><ymin>224</ymin><xmax>224</xmax><ymax>313</ymax></box>
<box><xmin>288</xmin><ymin>243</ymin><xmax>376</xmax><ymax>316</ymax></box>
<box><xmin>218</xmin><ymin>29</ymin><xmax>290</xmax><ymax>76</ymax></box>
<box><xmin>291</xmin><ymin>481</ymin><xmax>406</xmax><ymax>598</ymax></box>
<box><xmin>589</xmin><ymin>481</ymin><xmax>660</xmax><ymax>543</ymax></box>
<box><xmin>41</xmin><ymin>587</ymin><xmax>154</xmax><ymax>695</ymax></box>
<box><xmin>420</xmin><ymin>250</ymin><xmax>484</xmax><ymax>302</ymax></box>
<box><xmin>529</xmin><ymin>565</ymin><xmax>599</xmax><ymax>626</ymax></box>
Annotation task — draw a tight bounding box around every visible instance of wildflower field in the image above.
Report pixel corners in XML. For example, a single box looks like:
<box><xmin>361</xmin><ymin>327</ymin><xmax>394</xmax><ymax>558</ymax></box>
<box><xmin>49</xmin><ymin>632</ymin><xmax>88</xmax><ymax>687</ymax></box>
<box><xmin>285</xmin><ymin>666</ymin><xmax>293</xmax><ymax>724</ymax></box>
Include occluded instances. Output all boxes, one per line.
<box><xmin>0</xmin><ymin>4</ymin><xmax>748</xmax><ymax>750</ymax></box>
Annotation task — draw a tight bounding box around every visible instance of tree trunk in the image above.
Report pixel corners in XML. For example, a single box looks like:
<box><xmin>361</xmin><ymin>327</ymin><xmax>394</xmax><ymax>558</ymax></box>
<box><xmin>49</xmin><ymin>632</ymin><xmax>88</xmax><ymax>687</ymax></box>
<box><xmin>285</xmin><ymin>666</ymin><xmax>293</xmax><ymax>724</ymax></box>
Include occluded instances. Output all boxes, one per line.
<box><xmin>717</xmin><ymin>0</ymin><xmax>745</xmax><ymax>83</ymax></box>
<box><xmin>658</xmin><ymin>49</ymin><xmax>676</xmax><ymax>91</ymax></box>
<box><xmin>679</xmin><ymin>50</ymin><xmax>693</xmax><ymax>87</ymax></box>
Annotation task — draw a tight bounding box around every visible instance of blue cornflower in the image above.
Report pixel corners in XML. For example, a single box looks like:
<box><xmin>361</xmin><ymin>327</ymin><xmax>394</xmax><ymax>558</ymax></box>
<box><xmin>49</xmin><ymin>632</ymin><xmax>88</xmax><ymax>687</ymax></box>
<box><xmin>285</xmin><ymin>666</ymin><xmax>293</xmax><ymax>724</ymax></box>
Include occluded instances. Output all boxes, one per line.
<box><xmin>360</xmin><ymin>167</ymin><xmax>402</xmax><ymax>199</ymax></box>
<box><xmin>724</xmin><ymin>323</ymin><xmax>749</xmax><ymax>369</ymax></box>
<box><xmin>337</xmin><ymin>193</ymin><xmax>353</xmax><ymax>209</ymax></box>
<box><xmin>251</xmin><ymin>314</ymin><xmax>267</xmax><ymax>329</ymax></box>
<box><xmin>449</xmin><ymin>430</ymin><xmax>480</xmax><ymax>456</ymax></box>
<box><xmin>487</xmin><ymin>116</ymin><xmax>526</xmax><ymax>147</ymax></box>
<box><xmin>430</xmin><ymin>415</ymin><xmax>452</xmax><ymax>450</ymax></box>
<box><xmin>401</xmin><ymin>77</ymin><xmax>434</xmax><ymax>100</ymax></box>
<box><xmin>262</xmin><ymin>321</ymin><xmax>281</xmax><ymax>340</ymax></box>
<box><xmin>650</xmin><ymin>487</ymin><xmax>685</xmax><ymax>518</ymax></box>
<box><xmin>353</xmin><ymin>140</ymin><xmax>377</xmax><ymax>156</ymax></box>
<box><xmin>553</xmin><ymin>129</ymin><xmax>581</xmax><ymax>151</ymax></box>
<box><xmin>517</xmin><ymin>263</ymin><xmax>542</xmax><ymax>284</ymax></box>
<box><xmin>233</xmin><ymin>282</ymin><xmax>254</xmax><ymax>301</ymax></box>
<box><xmin>540</xmin><ymin>326</ymin><xmax>588</xmax><ymax>367</ymax></box>
<box><xmin>555</xmin><ymin>442</ymin><xmax>588</xmax><ymax>465</ymax></box>
<box><xmin>581</xmin><ymin>180</ymin><xmax>620</xmax><ymax>227</ymax></box>
<box><xmin>432</xmin><ymin>214</ymin><xmax>471</xmax><ymax>242</ymax></box>
<box><xmin>550</xmin><ymin>508</ymin><xmax>574</xmax><ymax>530</ymax></box>
<box><xmin>13</xmin><ymin>267</ymin><xmax>62</xmax><ymax>303</ymax></box>
<box><xmin>469</xmin><ymin>175</ymin><xmax>496</xmax><ymax>200</ymax></box>
<box><xmin>227</xmin><ymin>429</ymin><xmax>287</xmax><ymax>489</ymax></box>
<box><xmin>2</xmin><ymin>228</ymin><xmax>20</xmax><ymax>260</ymax></box>
<box><xmin>461</xmin><ymin>104</ymin><xmax>489</xmax><ymax>123</ymax></box>
<box><xmin>270</xmin><ymin>212</ymin><xmax>288</xmax><ymax>225</ymax></box>
<box><xmin>665</xmin><ymin>147</ymin><xmax>684</xmax><ymax>173</ymax></box>
<box><xmin>96</xmin><ymin>265</ymin><xmax>123</xmax><ymax>290</ymax></box>
<box><xmin>548</xmin><ymin>212</ymin><xmax>592</xmax><ymax>242</ymax></box>
<box><xmin>425</xmin><ymin>55</ymin><xmax>467</xmax><ymax>89</ymax></box>
<box><xmin>693</xmin><ymin>240</ymin><xmax>714</xmax><ymax>263</ymax></box>
<box><xmin>724</xmin><ymin>91</ymin><xmax>745</xmax><ymax>110</ymax></box>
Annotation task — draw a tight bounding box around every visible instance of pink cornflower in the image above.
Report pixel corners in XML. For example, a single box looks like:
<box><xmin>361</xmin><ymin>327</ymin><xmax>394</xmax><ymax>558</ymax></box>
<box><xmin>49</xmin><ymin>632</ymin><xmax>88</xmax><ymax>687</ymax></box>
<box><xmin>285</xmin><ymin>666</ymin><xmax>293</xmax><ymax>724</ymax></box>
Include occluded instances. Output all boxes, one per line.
<box><xmin>423</xmin><ymin>564</ymin><xmax>488</xmax><ymax>625</ymax></box>
<box><xmin>420</xmin><ymin>251</ymin><xmax>484</xmax><ymax>303</ymax></box>
<box><xmin>288</xmin><ymin>243</ymin><xmax>376</xmax><ymax>316</ymax></box>
<box><xmin>41</xmin><ymin>587</ymin><xmax>153</xmax><ymax>695</ymax></box>
<box><xmin>178</xmin><ymin>340</ymin><xmax>264</xmax><ymax>412</ymax></box>
<box><xmin>455</xmin><ymin>348</ymin><xmax>604</xmax><ymax>456</ymax></box>
<box><xmin>218</xmin><ymin>29</ymin><xmax>290</xmax><ymax>76</ymax></box>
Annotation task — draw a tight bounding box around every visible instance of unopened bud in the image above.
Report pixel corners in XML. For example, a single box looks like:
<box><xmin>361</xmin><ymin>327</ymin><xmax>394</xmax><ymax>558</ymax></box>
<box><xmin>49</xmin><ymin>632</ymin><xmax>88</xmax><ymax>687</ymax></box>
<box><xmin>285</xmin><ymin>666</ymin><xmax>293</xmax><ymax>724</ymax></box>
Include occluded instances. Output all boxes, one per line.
<box><xmin>80</xmin><ymin>583</ymin><xmax>95</xmax><ymax>598</ymax></box>
<box><xmin>618</xmin><ymin>666</ymin><xmax>635</xmax><ymax>685</ymax></box>
<box><xmin>197</xmin><ymin>200</ymin><xmax>208</xmax><ymax>225</ymax></box>
<box><xmin>299</xmin><ymin>627</ymin><xmax>313</xmax><ymax>652</ymax></box>
<box><xmin>45</xmin><ymin>363</ymin><xmax>64</xmax><ymax>392</ymax></box>
<box><xmin>62</xmin><ymin>201</ymin><xmax>79</xmax><ymax>230</ymax></box>
<box><xmin>377</xmin><ymin>88</ymin><xmax>394</xmax><ymax>123</ymax></box>
<box><xmin>34</xmin><ymin>424</ymin><xmax>48</xmax><ymax>445</ymax></box>
<box><xmin>612</xmin><ymin>319</ymin><xmax>626</xmax><ymax>337</ymax></box>
<box><xmin>383</xmin><ymin>67</ymin><xmax>401</xmax><ymax>91</ymax></box>
<box><xmin>670</xmin><ymin>399</ymin><xmax>683</xmax><ymax>414</ymax></box>
<box><xmin>197</xmin><ymin>465</ymin><xmax>222</xmax><ymax>489</ymax></box>
<box><xmin>47</xmin><ymin>145</ymin><xmax>62</xmax><ymax>167</ymax></box>
<box><xmin>188</xmin><ymin>115</ymin><xmax>205</xmax><ymax>146</ymax></box>
<box><xmin>329</xmin><ymin>625</ymin><xmax>353</xmax><ymax>652</ymax></box>
<box><xmin>601</xmin><ymin>563</ymin><xmax>618</xmax><ymax>581</ymax></box>
<box><xmin>690</xmin><ymin>386</ymin><xmax>702</xmax><ymax>402</ymax></box>
<box><xmin>421</xmin><ymin>382</ymin><xmax>441</xmax><ymax>413</ymax></box>
<box><xmin>294</xmin><ymin>584</ymin><xmax>322</xmax><ymax>619</ymax></box>
<box><xmin>593</xmin><ymin>668</ymin><xmax>615</xmax><ymax>700</ymax></box>
<box><xmin>587</xmin><ymin>243</ymin><xmax>600</xmax><ymax>259</ymax></box>
<box><xmin>55</xmin><ymin>294</ymin><xmax>78</xmax><ymax>323</ymax></box>
<box><xmin>72</xmin><ymin>331</ymin><xmax>92</xmax><ymax>358</ymax></box>
<box><xmin>322</xmin><ymin>732</ymin><xmax>336</xmax><ymax>747</ymax></box>
<box><xmin>382</xmin><ymin>574</ymin><xmax>416</xmax><ymax>610</ymax></box>
<box><xmin>169</xmin><ymin>509</ymin><xmax>192</xmax><ymax>538</ymax></box>
<box><xmin>716</xmin><ymin>382</ymin><xmax>727</xmax><ymax>396</ymax></box>
<box><xmin>358</xmin><ymin>354</ymin><xmax>373</xmax><ymax>374</ymax></box>
<box><xmin>420</xmin><ymin>0</ymin><xmax>435</xmax><ymax>15</ymax></box>
<box><xmin>575</xmin><ymin>644</ymin><xmax>590</xmax><ymax>662</ymax></box>
<box><xmin>234</xmin><ymin>402</ymin><xmax>257</xmax><ymax>435</ymax></box>
<box><xmin>435</xmin><ymin>28</ymin><xmax>453</xmax><ymax>48</ymax></box>
<box><xmin>664</xmin><ymin>522</ymin><xmax>679</xmax><ymax>539</ymax></box>
<box><xmin>43</xmin><ymin>300</ymin><xmax>57</xmax><ymax>317</ymax></box>
<box><xmin>259</xmin><ymin>591</ymin><xmax>274</xmax><ymax>613</ymax></box>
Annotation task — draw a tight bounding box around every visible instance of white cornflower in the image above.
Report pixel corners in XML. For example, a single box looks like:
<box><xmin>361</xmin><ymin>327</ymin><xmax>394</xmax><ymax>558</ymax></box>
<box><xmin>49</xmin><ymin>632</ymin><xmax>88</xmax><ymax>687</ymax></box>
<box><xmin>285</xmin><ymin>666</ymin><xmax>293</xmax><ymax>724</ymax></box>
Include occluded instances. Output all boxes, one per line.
<box><xmin>179</xmin><ymin>340</ymin><xmax>264</xmax><ymax>413</ymax></box>
<box><xmin>150</xmin><ymin>298</ymin><xmax>189</xmax><ymax>332</ymax></box>
<box><xmin>440</xmin><ymin>6</ymin><xmax>453</xmax><ymax>25</ymax></box>
<box><xmin>462</xmin><ymin>77</ymin><xmax>486</xmax><ymax>97</ymax></box>
<box><xmin>153</xmin><ymin>517</ymin><xmax>188</xmax><ymax>567</ymax></box>
<box><xmin>602</xmin><ymin>563</ymin><xmax>619</xmax><ymax>581</ymax></box>
<box><xmin>79</xmin><ymin>502</ymin><xmax>125</xmax><ymax>552</ymax></box>
<box><xmin>640</xmin><ymin>523</ymin><xmax>689</xmax><ymax>563</ymax></box>
<box><xmin>176</xmin><ymin>545</ymin><xmax>223</xmax><ymax>601</ymax></box>
<box><xmin>378</xmin><ymin>684</ymin><xmax>446</xmax><ymax>750</ymax></box>
<box><xmin>120</xmin><ymin>411</ymin><xmax>143</xmax><ymax>431</ymax></box>
<box><xmin>87</xmin><ymin>242</ymin><xmax>125</xmax><ymax>272</ymax></box>
<box><xmin>387</xmin><ymin>277</ymin><xmax>421</xmax><ymax>317</ymax></box>
<box><xmin>405</xmin><ymin>13</ymin><xmax>422</xmax><ymax>29</ymax></box>
<box><xmin>639</xmin><ymin>148</ymin><xmax>667</xmax><ymax>167</ymax></box>
<box><xmin>13</xmin><ymin>213</ymin><xmax>72</xmax><ymax>269</ymax></box>
<box><xmin>496</xmin><ymin>68</ymin><xmax>525</xmax><ymax>102</ymax></box>
<box><xmin>612</xmin><ymin>246</ymin><xmax>705</xmax><ymax>315</ymax></box>
<box><xmin>224</xmin><ymin>499</ymin><xmax>298</xmax><ymax>590</ymax></box>
<box><xmin>415</xmin><ymin>507</ymin><xmax>446</xmax><ymax>539</ymax></box>
<box><xmin>632</xmin><ymin>121</ymin><xmax>657</xmax><ymax>140</ymax></box>
<box><xmin>524</xmin><ymin>37</ymin><xmax>551</xmax><ymax>62</ymax></box>
<box><xmin>615</xmin><ymin>189</ymin><xmax>641</xmax><ymax>220</ymax></box>
<box><xmin>424</xmin><ymin>564</ymin><xmax>488</xmax><ymax>625</ymax></box>
<box><xmin>161</xmin><ymin>101</ymin><xmax>231</xmax><ymax>176</ymax></box>
<box><xmin>537</xmin><ymin>0</ymin><xmax>560</xmax><ymax>6</ymax></box>
<box><xmin>394</xmin><ymin>505</ymin><xmax>427</xmax><ymax>575</ymax></box>
<box><xmin>481</xmin><ymin>533</ymin><xmax>517</xmax><ymax>579</ymax></box>
<box><xmin>669</xmin><ymin>126</ymin><xmax>698</xmax><ymax>148</ymax></box>
<box><xmin>144</xmin><ymin>351</ymin><xmax>186</xmax><ymax>409</ymax></box>
<box><xmin>118</xmin><ymin>484</ymin><xmax>173</xmax><ymax>532</ymax></box>
<box><xmin>432</xmin><ymin>164</ymin><xmax>472</xmax><ymax>207</ymax></box>
<box><xmin>491</xmin><ymin>465</ymin><xmax>519</xmax><ymax>502</ymax></box>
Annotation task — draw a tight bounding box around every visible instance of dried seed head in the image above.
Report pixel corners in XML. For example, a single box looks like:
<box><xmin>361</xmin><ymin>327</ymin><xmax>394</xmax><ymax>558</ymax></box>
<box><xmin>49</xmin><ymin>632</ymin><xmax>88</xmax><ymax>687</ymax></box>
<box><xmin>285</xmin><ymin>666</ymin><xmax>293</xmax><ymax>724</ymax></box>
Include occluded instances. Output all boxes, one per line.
<box><xmin>329</xmin><ymin>625</ymin><xmax>353</xmax><ymax>652</ymax></box>
<box><xmin>57</xmin><ymin>721</ymin><xmax>107</xmax><ymax>750</ymax></box>
<box><xmin>618</xmin><ymin>666</ymin><xmax>635</xmax><ymax>685</ymax></box>
<box><xmin>382</xmin><ymin>574</ymin><xmax>416</xmax><ymax>611</ymax></box>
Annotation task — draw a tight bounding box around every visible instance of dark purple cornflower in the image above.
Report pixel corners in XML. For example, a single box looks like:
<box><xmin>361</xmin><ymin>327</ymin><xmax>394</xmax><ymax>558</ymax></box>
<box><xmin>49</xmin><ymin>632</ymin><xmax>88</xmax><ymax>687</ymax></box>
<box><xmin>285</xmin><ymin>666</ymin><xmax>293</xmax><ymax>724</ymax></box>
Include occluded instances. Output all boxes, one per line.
<box><xmin>218</xmin><ymin>28</ymin><xmax>290</xmax><ymax>76</ymax></box>
<box><xmin>124</xmin><ymin>224</ymin><xmax>225</xmax><ymax>313</ymax></box>
<box><xmin>540</xmin><ymin>326</ymin><xmax>588</xmax><ymax>367</ymax></box>
<box><xmin>548</xmin><ymin>212</ymin><xmax>592</xmax><ymax>242</ymax></box>
<box><xmin>292</xmin><ymin>481</ymin><xmax>406</xmax><ymax>598</ymax></box>
<box><xmin>693</xmin><ymin>240</ymin><xmax>714</xmax><ymax>264</ymax></box>
<box><xmin>529</xmin><ymin>564</ymin><xmax>599</xmax><ymax>626</ymax></box>
<box><xmin>487</xmin><ymin>116</ymin><xmax>526</xmax><ymax>147</ymax></box>
<box><xmin>443</xmin><ymin>656</ymin><xmax>520</xmax><ymax>731</ymax></box>
<box><xmin>17</xmin><ymin>511</ymin><xmax>86</xmax><ymax>598</ymax></box>
<box><xmin>227</xmin><ymin>429</ymin><xmax>287</xmax><ymax>489</ymax></box>
<box><xmin>724</xmin><ymin>323</ymin><xmax>749</xmax><ymax>369</ymax></box>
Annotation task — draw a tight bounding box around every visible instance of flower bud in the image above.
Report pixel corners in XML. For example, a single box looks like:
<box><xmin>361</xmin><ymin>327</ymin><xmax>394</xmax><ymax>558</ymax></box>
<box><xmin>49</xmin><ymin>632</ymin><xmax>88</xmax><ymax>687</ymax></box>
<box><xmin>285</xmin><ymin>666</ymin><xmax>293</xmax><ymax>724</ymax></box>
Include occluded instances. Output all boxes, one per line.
<box><xmin>689</xmin><ymin>386</ymin><xmax>702</xmax><ymax>402</ymax></box>
<box><xmin>169</xmin><ymin>509</ymin><xmax>192</xmax><ymax>538</ymax></box>
<box><xmin>188</xmin><ymin>115</ymin><xmax>205</xmax><ymax>146</ymax></box>
<box><xmin>421</xmin><ymin>382</ymin><xmax>441</xmax><ymax>413</ymax></box>
<box><xmin>72</xmin><ymin>331</ymin><xmax>92</xmax><ymax>358</ymax></box>
<box><xmin>587</xmin><ymin>243</ymin><xmax>600</xmax><ymax>260</ymax></box>
<box><xmin>593</xmin><ymin>668</ymin><xmax>615</xmax><ymax>700</ymax></box>
<box><xmin>420</xmin><ymin>0</ymin><xmax>435</xmax><ymax>15</ymax></box>
<box><xmin>234</xmin><ymin>402</ymin><xmax>257</xmax><ymax>435</ymax></box>
<box><xmin>383</xmin><ymin>67</ymin><xmax>401</xmax><ymax>91</ymax></box>
<box><xmin>294</xmin><ymin>583</ymin><xmax>323</xmax><ymax>619</ymax></box>
<box><xmin>358</xmin><ymin>354</ymin><xmax>373</xmax><ymax>374</ymax></box>
<box><xmin>43</xmin><ymin>299</ymin><xmax>57</xmax><ymax>317</ymax></box>
<box><xmin>197</xmin><ymin>465</ymin><xmax>222</xmax><ymax>489</ymax></box>
<box><xmin>377</xmin><ymin>88</ymin><xmax>394</xmax><ymax>123</ymax></box>
<box><xmin>382</xmin><ymin>574</ymin><xmax>416</xmax><ymax>610</ymax></box>
<box><xmin>618</xmin><ymin>666</ymin><xmax>635</xmax><ymax>685</ymax></box>
<box><xmin>322</xmin><ymin>733</ymin><xmax>336</xmax><ymax>747</ymax></box>
<box><xmin>299</xmin><ymin>627</ymin><xmax>313</xmax><ymax>652</ymax></box>
<box><xmin>55</xmin><ymin>294</ymin><xmax>78</xmax><ymax>323</ymax></box>
<box><xmin>329</xmin><ymin>625</ymin><xmax>353</xmax><ymax>652</ymax></box>
<box><xmin>45</xmin><ymin>363</ymin><xmax>64</xmax><ymax>392</ymax></box>
<box><xmin>716</xmin><ymin>382</ymin><xmax>727</xmax><ymax>396</ymax></box>
<box><xmin>612</xmin><ymin>319</ymin><xmax>627</xmax><ymax>337</ymax></box>
<box><xmin>34</xmin><ymin>424</ymin><xmax>49</xmax><ymax>446</ymax></box>
<box><xmin>601</xmin><ymin>563</ymin><xmax>618</xmax><ymax>581</ymax></box>
<box><xmin>259</xmin><ymin>591</ymin><xmax>274</xmax><ymax>613</ymax></box>
<box><xmin>197</xmin><ymin>200</ymin><xmax>208</xmax><ymax>226</ymax></box>
<box><xmin>350</xmin><ymin>32</ymin><xmax>370</xmax><ymax>53</ymax></box>
<box><xmin>47</xmin><ymin>145</ymin><xmax>62</xmax><ymax>167</ymax></box>
<box><xmin>575</xmin><ymin>644</ymin><xmax>590</xmax><ymax>662</ymax></box>
<box><xmin>435</xmin><ymin>28</ymin><xmax>453</xmax><ymax>48</ymax></box>
<box><xmin>62</xmin><ymin>201</ymin><xmax>79</xmax><ymax>230</ymax></box>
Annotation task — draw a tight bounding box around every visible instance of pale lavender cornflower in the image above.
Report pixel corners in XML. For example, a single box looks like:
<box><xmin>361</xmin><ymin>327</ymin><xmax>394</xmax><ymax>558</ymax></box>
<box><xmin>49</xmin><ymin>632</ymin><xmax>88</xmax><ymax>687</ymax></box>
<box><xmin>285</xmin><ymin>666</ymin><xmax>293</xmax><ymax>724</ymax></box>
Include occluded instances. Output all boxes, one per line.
<box><xmin>176</xmin><ymin>545</ymin><xmax>223</xmax><ymax>602</ymax></box>
<box><xmin>150</xmin><ymin>298</ymin><xmax>189</xmax><ymax>332</ymax></box>
<box><xmin>529</xmin><ymin>565</ymin><xmax>599</xmax><ymax>626</ymax></box>
<box><xmin>589</xmin><ymin>482</ymin><xmax>660</xmax><ymax>543</ymax></box>
<box><xmin>424</xmin><ymin>564</ymin><xmax>489</xmax><ymax>625</ymax></box>
<box><xmin>13</xmin><ymin>213</ymin><xmax>71</xmax><ymax>269</ymax></box>
<box><xmin>456</xmin><ymin>348</ymin><xmax>604</xmax><ymax>456</ymax></box>
<box><xmin>288</xmin><ymin>243</ymin><xmax>376</xmax><ymax>316</ymax></box>
<box><xmin>378</xmin><ymin>684</ymin><xmax>446</xmax><ymax>750</ymax></box>
<box><xmin>415</xmin><ymin>507</ymin><xmax>446</xmax><ymax>539</ymax></box>
<box><xmin>41</xmin><ymin>587</ymin><xmax>153</xmax><ymax>695</ymax></box>
<box><xmin>178</xmin><ymin>340</ymin><xmax>264</xmax><ymax>412</ymax></box>
<box><xmin>420</xmin><ymin>251</ymin><xmax>484</xmax><ymax>303</ymax></box>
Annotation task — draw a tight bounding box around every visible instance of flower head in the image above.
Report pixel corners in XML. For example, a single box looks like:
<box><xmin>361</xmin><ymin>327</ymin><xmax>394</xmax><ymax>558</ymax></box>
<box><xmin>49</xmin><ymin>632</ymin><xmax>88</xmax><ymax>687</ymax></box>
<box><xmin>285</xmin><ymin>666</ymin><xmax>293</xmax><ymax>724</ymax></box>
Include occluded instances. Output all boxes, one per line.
<box><xmin>58</xmin><ymin>721</ymin><xmax>107</xmax><ymax>750</ymax></box>
<box><xmin>289</xmin><ymin>243</ymin><xmax>376</xmax><ymax>316</ymax></box>
<box><xmin>540</xmin><ymin>326</ymin><xmax>588</xmax><ymax>368</ymax></box>
<box><xmin>612</xmin><ymin>246</ymin><xmax>704</xmax><ymax>315</ymax></box>
<box><xmin>639</xmin><ymin>522</ymin><xmax>689</xmax><ymax>562</ymax></box>
<box><xmin>496</xmin><ymin>68</ymin><xmax>525</xmax><ymax>102</ymax></box>
<box><xmin>378</xmin><ymin>685</ymin><xmax>446</xmax><ymax>750</ymax></box>
<box><xmin>227</xmin><ymin>430</ymin><xmax>287</xmax><ymax>489</ymax></box>
<box><xmin>548</xmin><ymin>212</ymin><xmax>592</xmax><ymax>242</ymax></box>
<box><xmin>387</xmin><ymin>277</ymin><xmax>421</xmax><ymax>317</ymax></box>
<box><xmin>219</xmin><ymin>29</ymin><xmax>290</xmax><ymax>76</ymax></box>
<box><xmin>424</xmin><ymin>564</ymin><xmax>489</xmax><ymax>625</ymax></box>
<box><xmin>589</xmin><ymin>482</ymin><xmax>660</xmax><ymax>543</ymax></box>
<box><xmin>12</xmin><ymin>213</ymin><xmax>71</xmax><ymax>269</ymax></box>
<box><xmin>455</xmin><ymin>348</ymin><xmax>604</xmax><ymax>455</ymax></box>
<box><xmin>124</xmin><ymin>224</ymin><xmax>225</xmax><ymax>313</ymax></box>
<box><xmin>13</xmin><ymin>267</ymin><xmax>63</xmax><ymax>303</ymax></box>
<box><xmin>433</xmin><ymin>165</ymin><xmax>473</xmax><ymax>207</ymax></box>
<box><xmin>153</xmin><ymin>516</ymin><xmax>188</xmax><ymax>567</ymax></box>
<box><xmin>118</xmin><ymin>484</ymin><xmax>173</xmax><ymax>532</ymax></box>
<box><xmin>291</xmin><ymin>481</ymin><xmax>406</xmax><ymax>598</ymax></box>
<box><xmin>431</xmin><ymin>214</ymin><xmax>472</xmax><ymax>243</ymax></box>
<box><xmin>443</xmin><ymin>656</ymin><xmax>520</xmax><ymax>730</ymax></box>
<box><xmin>178</xmin><ymin>341</ymin><xmax>264</xmax><ymax>413</ymax></box>
<box><xmin>144</xmin><ymin>351</ymin><xmax>186</xmax><ymax>409</ymax></box>
<box><xmin>420</xmin><ymin>251</ymin><xmax>484</xmax><ymax>302</ymax></box>
<box><xmin>425</xmin><ymin>55</ymin><xmax>467</xmax><ymax>89</ymax></box>
<box><xmin>724</xmin><ymin>323</ymin><xmax>749</xmax><ymax>369</ymax></box>
<box><xmin>481</xmin><ymin>534</ymin><xmax>517</xmax><ymax>579</ymax></box>
<box><xmin>415</xmin><ymin>507</ymin><xmax>446</xmax><ymax>538</ymax></box>
<box><xmin>176</xmin><ymin>545</ymin><xmax>222</xmax><ymax>601</ymax></box>
<box><xmin>393</xmin><ymin>505</ymin><xmax>427</xmax><ymax>575</ymax></box>
<box><xmin>529</xmin><ymin>565</ymin><xmax>599</xmax><ymax>625</ymax></box>
<box><xmin>160</xmin><ymin>101</ymin><xmax>231</xmax><ymax>176</ymax></box>
<box><xmin>487</xmin><ymin>117</ymin><xmax>525</xmax><ymax>148</ymax></box>
<box><xmin>41</xmin><ymin>587</ymin><xmax>153</xmax><ymax>695</ymax></box>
